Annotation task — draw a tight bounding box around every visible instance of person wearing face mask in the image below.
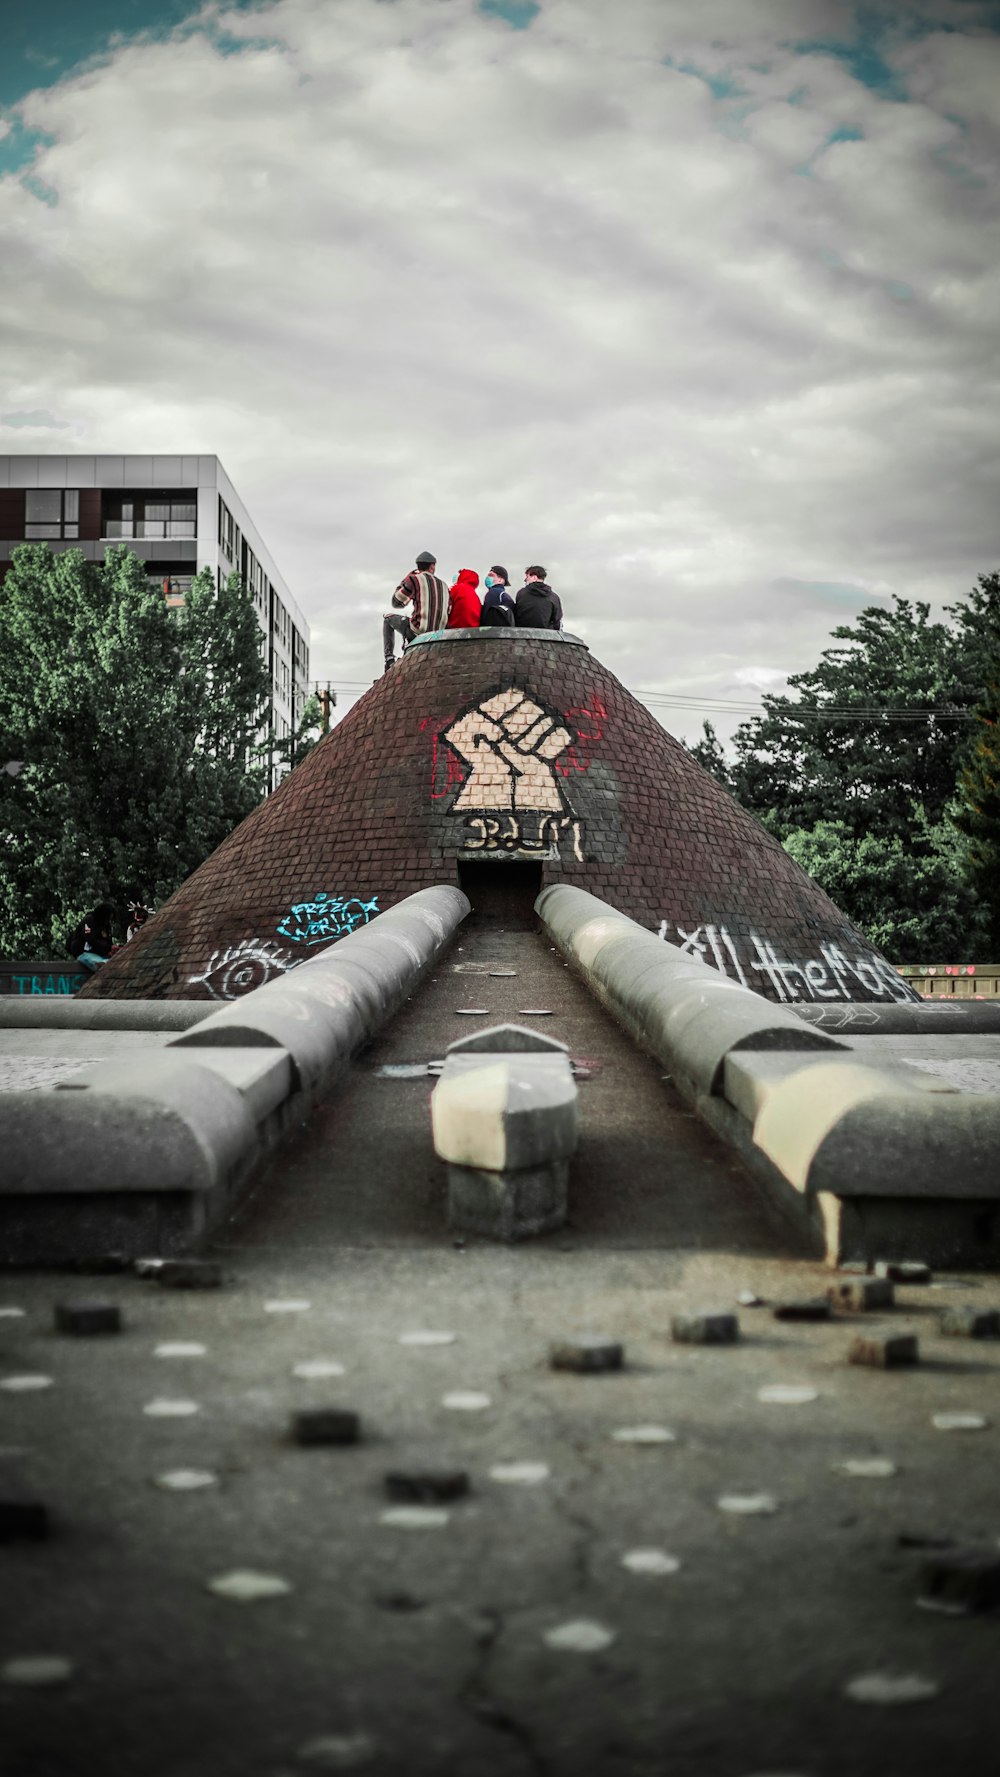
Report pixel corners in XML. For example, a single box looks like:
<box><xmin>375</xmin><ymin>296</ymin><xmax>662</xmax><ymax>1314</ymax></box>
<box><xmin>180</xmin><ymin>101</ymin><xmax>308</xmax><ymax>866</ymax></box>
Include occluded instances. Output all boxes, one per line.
<box><xmin>479</xmin><ymin>565</ymin><xmax>515</xmax><ymax>628</ymax></box>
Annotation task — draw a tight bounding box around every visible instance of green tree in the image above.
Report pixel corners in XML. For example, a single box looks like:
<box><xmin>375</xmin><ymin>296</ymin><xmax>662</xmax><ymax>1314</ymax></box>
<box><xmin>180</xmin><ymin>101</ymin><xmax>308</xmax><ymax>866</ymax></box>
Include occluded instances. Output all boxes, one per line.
<box><xmin>685</xmin><ymin>719</ymin><xmax>733</xmax><ymax>791</ymax></box>
<box><xmin>266</xmin><ymin>693</ymin><xmax>323</xmax><ymax>778</ymax></box>
<box><xmin>0</xmin><ymin>545</ymin><xmax>270</xmax><ymax>958</ymax></box>
<box><xmin>683</xmin><ymin>587</ymin><xmax>998</xmax><ymax>958</ymax></box>
<box><xmin>782</xmin><ymin>813</ymin><xmax>989</xmax><ymax>961</ymax></box>
<box><xmin>951</xmin><ymin>575</ymin><xmax>1000</xmax><ymax>947</ymax></box>
<box><xmin>720</xmin><ymin>596</ymin><xmax>978</xmax><ymax>842</ymax></box>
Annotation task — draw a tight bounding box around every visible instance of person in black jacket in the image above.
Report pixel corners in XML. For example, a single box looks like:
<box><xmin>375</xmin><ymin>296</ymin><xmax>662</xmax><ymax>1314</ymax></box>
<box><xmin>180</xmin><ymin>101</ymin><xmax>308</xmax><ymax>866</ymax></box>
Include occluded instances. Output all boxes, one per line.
<box><xmin>514</xmin><ymin>566</ymin><xmax>563</xmax><ymax>630</ymax></box>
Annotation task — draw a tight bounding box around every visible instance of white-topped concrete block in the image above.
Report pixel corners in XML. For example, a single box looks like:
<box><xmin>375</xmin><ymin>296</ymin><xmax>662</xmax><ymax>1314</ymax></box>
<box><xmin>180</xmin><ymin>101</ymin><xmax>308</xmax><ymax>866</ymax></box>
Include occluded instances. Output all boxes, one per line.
<box><xmin>432</xmin><ymin>1053</ymin><xmax>577</xmax><ymax>1173</ymax></box>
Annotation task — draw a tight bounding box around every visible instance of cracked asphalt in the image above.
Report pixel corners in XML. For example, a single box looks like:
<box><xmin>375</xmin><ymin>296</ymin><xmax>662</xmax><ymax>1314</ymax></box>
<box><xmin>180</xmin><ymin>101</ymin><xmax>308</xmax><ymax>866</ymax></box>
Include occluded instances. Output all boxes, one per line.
<box><xmin>3</xmin><ymin>921</ymin><xmax>1000</xmax><ymax>1777</ymax></box>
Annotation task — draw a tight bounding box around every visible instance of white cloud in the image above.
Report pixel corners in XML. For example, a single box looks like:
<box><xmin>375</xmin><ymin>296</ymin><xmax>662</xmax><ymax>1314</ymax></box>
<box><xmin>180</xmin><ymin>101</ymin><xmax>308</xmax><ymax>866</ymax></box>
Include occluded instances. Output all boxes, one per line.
<box><xmin>0</xmin><ymin>0</ymin><xmax>997</xmax><ymax>742</ymax></box>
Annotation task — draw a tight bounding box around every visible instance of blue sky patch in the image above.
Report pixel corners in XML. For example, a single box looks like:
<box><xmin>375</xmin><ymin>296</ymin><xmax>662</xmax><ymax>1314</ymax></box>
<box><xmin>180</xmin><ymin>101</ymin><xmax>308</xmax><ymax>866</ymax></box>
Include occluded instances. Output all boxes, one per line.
<box><xmin>791</xmin><ymin>3</ymin><xmax>907</xmax><ymax>98</ymax></box>
<box><xmin>0</xmin><ymin>408</ymin><xmax>70</xmax><ymax>429</ymax></box>
<box><xmin>778</xmin><ymin>579</ymin><xmax>882</xmax><ymax>608</ymax></box>
<box><xmin>479</xmin><ymin>0</ymin><xmax>540</xmax><ymax>28</ymax></box>
<box><xmin>0</xmin><ymin>0</ymin><xmax>263</xmax><ymax>177</ymax></box>
<box><xmin>0</xmin><ymin>120</ymin><xmax>54</xmax><ymax>180</ymax></box>
<box><xmin>663</xmin><ymin>56</ymin><xmax>744</xmax><ymax>101</ymax></box>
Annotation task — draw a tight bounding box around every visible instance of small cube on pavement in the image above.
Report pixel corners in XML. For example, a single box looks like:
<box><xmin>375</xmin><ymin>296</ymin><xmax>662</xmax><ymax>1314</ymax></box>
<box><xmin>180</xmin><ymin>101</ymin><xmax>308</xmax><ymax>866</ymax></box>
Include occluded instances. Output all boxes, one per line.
<box><xmin>0</xmin><ymin>1470</ymin><xmax>49</xmax><ymax>1542</ymax></box>
<box><xmin>291</xmin><ymin>1409</ymin><xmax>360</xmax><ymax>1447</ymax></box>
<box><xmin>848</xmin><ymin>1331</ymin><xmax>919</xmax><ymax>1368</ymax></box>
<box><xmin>671</xmin><ymin>1311</ymin><xmax>740</xmax><ymax>1345</ymax></box>
<box><xmin>157</xmin><ymin>1260</ymin><xmax>223</xmax><ymax>1290</ymax></box>
<box><xmin>875</xmin><ymin>1261</ymin><xmax>933</xmax><ymax>1285</ymax></box>
<box><xmin>829</xmin><ymin>1277</ymin><xmax>895</xmax><ymax>1312</ymax></box>
<box><xmin>920</xmin><ymin>1548</ymin><xmax>1000</xmax><ymax>1613</ymax></box>
<box><xmin>384</xmin><ymin>1470</ymin><xmax>469</xmax><ymax>1502</ymax></box>
<box><xmin>938</xmin><ymin>1306</ymin><xmax>1000</xmax><ymax>1339</ymax></box>
<box><xmin>549</xmin><ymin>1335</ymin><xmax>624</xmax><ymax>1373</ymax></box>
<box><xmin>54</xmin><ymin>1300</ymin><xmax>122</xmax><ymax>1336</ymax></box>
<box><xmin>773</xmin><ymin>1298</ymin><xmax>832</xmax><ymax>1322</ymax></box>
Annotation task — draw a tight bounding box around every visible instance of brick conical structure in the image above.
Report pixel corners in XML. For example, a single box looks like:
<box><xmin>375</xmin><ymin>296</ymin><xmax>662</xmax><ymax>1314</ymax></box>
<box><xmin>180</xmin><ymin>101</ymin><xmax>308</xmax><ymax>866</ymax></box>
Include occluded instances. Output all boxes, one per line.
<box><xmin>84</xmin><ymin>631</ymin><xmax>917</xmax><ymax>1006</ymax></box>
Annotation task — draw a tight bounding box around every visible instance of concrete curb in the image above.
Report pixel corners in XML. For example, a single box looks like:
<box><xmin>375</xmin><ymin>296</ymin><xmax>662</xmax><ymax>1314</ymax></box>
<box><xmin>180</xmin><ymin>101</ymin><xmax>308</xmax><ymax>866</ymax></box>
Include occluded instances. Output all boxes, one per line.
<box><xmin>0</xmin><ymin>1000</ymin><xmax>212</xmax><ymax>1031</ymax></box>
<box><xmin>171</xmin><ymin>886</ymin><xmax>470</xmax><ymax>1094</ymax></box>
<box><xmin>536</xmin><ymin>884</ymin><xmax>1000</xmax><ymax>1269</ymax></box>
<box><xmin>0</xmin><ymin>887</ymin><xmax>470</xmax><ymax>1266</ymax></box>
<box><xmin>793</xmin><ymin>1000</ymin><xmax>1000</xmax><ymax>1035</ymax></box>
<box><xmin>535</xmin><ymin>883</ymin><xmax>843</xmax><ymax>1095</ymax></box>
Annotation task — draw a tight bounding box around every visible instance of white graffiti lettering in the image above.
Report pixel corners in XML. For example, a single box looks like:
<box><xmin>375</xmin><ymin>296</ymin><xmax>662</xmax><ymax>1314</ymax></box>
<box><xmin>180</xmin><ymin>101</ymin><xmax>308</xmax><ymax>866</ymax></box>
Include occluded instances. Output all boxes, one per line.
<box><xmin>189</xmin><ymin>940</ymin><xmax>299</xmax><ymax>1001</ymax></box>
<box><xmin>657</xmin><ymin>921</ymin><xmax>917</xmax><ymax>1004</ymax></box>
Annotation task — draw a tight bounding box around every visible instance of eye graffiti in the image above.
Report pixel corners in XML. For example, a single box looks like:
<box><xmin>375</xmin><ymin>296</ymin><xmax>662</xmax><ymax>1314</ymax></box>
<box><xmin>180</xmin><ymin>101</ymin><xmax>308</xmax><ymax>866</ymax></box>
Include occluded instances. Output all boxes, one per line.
<box><xmin>439</xmin><ymin>689</ymin><xmax>587</xmax><ymax>860</ymax></box>
<box><xmin>657</xmin><ymin>921</ymin><xmax>920</xmax><ymax>1005</ymax></box>
<box><xmin>277</xmin><ymin>892</ymin><xmax>380</xmax><ymax>947</ymax></box>
<box><xmin>190</xmin><ymin>940</ymin><xmax>298</xmax><ymax>1001</ymax></box>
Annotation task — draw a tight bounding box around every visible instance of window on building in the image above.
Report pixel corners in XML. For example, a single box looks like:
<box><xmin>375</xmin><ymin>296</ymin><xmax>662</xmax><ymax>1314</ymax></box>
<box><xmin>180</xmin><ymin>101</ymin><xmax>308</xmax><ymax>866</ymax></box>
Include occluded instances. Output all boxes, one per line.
<box><xmin>25</xmin><ymin>489</ymin><xmax>79</xmax><ymax>539</ymax></box>
<box><xmin>104</xmin><ymin>494</ymin><xmax>196</xmax><ymax>540</ymax></box>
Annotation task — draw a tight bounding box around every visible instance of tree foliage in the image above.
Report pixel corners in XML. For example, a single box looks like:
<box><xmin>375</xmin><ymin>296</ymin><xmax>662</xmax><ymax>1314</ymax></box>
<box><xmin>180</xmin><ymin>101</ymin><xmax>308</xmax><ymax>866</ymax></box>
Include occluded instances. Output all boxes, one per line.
<box><xmin>711</xmin><ymin>597</ymin><xmax>979</xmax><ymax>841</ymax></box>
<box><xmin>0</xmin><ymin>545</ymin><xmax>271</xmax><ymax>958</ymax></box>
<box><xmin>951</xmin><ymin>574</ymin><xmax>1000</xmax><ymax>948</ymax></box>
<box><xmin>782</xmin><ymin>815</ymin><xmax>989</xmax><ymax>962</ymax></box>
<box><xmin>686</xmin><ymin>583</ymin><xmax>1000</xmax><ymax>958</ymax></box>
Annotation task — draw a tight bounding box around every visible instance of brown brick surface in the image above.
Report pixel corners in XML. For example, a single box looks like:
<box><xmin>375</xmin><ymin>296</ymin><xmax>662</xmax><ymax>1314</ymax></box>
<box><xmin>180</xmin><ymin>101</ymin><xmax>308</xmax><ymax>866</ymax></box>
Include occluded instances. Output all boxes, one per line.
<box><xmin>84</xmin><ymin>636</ymin><xmax>917</xmax><ymax>1004</ymax></box>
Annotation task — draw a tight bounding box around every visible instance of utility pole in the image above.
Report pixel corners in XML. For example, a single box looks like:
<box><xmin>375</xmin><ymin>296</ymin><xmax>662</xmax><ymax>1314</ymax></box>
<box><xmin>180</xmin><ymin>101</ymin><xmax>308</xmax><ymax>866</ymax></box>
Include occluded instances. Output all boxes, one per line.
<box><xmin>313</xmin><ymin>682</ymin><xmax>337</xmax><ymax>734</ymax></box>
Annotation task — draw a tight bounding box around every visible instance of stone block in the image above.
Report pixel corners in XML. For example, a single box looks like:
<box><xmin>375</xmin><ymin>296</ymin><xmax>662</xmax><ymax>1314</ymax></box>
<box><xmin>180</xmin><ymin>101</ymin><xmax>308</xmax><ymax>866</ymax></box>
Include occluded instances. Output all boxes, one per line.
<box><xmin>875</xmin><ymin>1260</ymin><xmax>933</xmax><ymax>1284</ymax></box>
<box><xmin>447</xmin><ymin>1160</ymin><xmax>568</xmax><ymax>1242</ymax></box>
<box><xmin>1</xmin><ymin>1053</ymin><xmax>256</xmax><ymax>1198</ymax></box>
<box><xmin>828</xmin><ymin>1277</ymin><xmax>895</xmax><ymax>1312</ymax></box>
<box><xmin>448</xmin><ymin>1023</ymin><xmax>568</xmax><ymax>1056</ymax></box>
<box><xmin>0</xmin><ymin>1470</ymin><xmax>49</xmax><ymax>1542</ymax></box>
<box><xmin>431</xmin><ymin>1053</ymin><xmax>577</xmax><ymax>1174</ymax></box>
<box><xmin>773</xmin><ymin>1298</ymin><xmax>832</xmax><ymax>1322</ymax></box>
<box><xmin>291</xmin><ymin>1409</ymin><xmax>360</xmax><ymax>1447</ymax></box>
<box><xmin>157</xmin><ymin>1259</ymin><xmax>223</xmax><ymax>1290</ymax></box>
<box><xmin>848</xmin><ymin>1331</ymin><xmax>919</xmax><ymax>1368</ymax></box>
<box><xmin>919</xmin><ymin>1548</ymin><xmax>1000</xmax><ymax>1613</ymax></box>
<box><xmin>671</xmin><ymin>1311</ymin><xmax>740</xmax><ymax>1344</ymax></box>
<box><xmin>724</xmin><ymin>1050</ymin><xmax>947</xmax><ymax>1128</ymax></box>
<box><xmin>938</xmin><ymin>1306</ymin><xmax>1000</xmax><ymax>1338</ymax></box>
<box><xmin>384</xmin><ymin>1470</ymin><xmax>469</xmax><ymax>1502</ymax></box>
<box><xmin>54</xmin><ymin>1300</ymin><xmax>122</xmax><ymax>1336</ymax></box>
<box><xmin>549</xmin><ymin>1335</ymin><xmax>624</xmax><ymax>1372</ymax></box>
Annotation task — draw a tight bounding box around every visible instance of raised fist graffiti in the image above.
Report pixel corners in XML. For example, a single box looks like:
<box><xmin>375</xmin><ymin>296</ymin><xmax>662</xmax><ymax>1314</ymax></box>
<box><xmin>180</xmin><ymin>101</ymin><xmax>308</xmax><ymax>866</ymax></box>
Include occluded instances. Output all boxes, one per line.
<box><xmin>444</xmin><ymin>690</ymin><xmax>572</xmax><ymax>813</ymax></box>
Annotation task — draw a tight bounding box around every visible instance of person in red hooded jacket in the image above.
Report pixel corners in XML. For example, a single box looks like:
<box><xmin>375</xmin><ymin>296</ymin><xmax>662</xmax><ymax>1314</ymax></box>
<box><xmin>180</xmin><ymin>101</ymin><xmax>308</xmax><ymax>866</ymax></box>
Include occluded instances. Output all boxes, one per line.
<box><xmin>447</xmin><ymin>568</ymin><xmax>482</xmax><ymax>630</ymax></box>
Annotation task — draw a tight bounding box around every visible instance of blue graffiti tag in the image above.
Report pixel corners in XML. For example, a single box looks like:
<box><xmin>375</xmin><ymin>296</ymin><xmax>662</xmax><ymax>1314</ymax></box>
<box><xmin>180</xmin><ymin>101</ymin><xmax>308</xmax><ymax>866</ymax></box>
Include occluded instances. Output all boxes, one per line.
<box><xmin>277</xmin><ymin>892</ymin><xmax>380</xmax><ymax>948</ymax></box>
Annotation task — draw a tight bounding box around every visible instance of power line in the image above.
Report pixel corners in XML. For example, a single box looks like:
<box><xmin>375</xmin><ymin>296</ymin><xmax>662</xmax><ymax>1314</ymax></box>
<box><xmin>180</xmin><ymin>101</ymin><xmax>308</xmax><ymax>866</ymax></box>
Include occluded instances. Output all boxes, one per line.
<box><xmin>324</xmin><ymin>680</ymin><xmax>979</xmax><ymax>725</ymax></box>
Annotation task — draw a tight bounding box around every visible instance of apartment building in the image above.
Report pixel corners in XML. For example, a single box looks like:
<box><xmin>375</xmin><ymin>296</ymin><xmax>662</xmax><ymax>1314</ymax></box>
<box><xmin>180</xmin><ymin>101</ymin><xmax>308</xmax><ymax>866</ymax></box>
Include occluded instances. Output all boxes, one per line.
<box><xmin>0</xmin><ymin>454</ymin><xmax>310</xmax><ymax>779</ymax></box>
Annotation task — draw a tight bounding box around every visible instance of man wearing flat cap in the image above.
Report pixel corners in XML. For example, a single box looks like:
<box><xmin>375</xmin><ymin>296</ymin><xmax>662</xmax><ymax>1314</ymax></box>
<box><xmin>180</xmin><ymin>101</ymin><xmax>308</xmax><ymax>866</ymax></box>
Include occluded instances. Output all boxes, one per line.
<box><xmin>383</xmin><ymin>551</ymin><xmax>449</xmax><ymax>672</ymax></box>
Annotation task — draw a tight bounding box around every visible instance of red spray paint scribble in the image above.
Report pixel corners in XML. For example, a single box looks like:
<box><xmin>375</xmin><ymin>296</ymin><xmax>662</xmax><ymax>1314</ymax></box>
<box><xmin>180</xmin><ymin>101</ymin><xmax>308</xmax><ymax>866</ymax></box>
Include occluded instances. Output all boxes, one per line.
<box><xmin>555</xmin><ymin>697</ymin><xmax>607</xmax><ymax>777</ymax></box>
<box><xmin>420</xmin><ymin>717</ymin><xmax>467</xmax><ymax>799</ymax></box>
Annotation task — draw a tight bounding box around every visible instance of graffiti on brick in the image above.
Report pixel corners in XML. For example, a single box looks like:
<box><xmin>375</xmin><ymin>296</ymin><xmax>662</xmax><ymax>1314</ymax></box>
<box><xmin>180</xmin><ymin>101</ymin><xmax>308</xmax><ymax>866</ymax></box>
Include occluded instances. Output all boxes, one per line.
<box><xmin>464</xmin><ymin>813</ymin><xmax>585</xmax><ymax>862</ymax></box>
<box><xmin>277</xmin><ymin>892</ymin><xmax>380</xmax><ymax>947</ymax></box>
<box><xmin>439</xmin><ymin>689</ymin><xmax>586</xmax><ymax>859</ymax></box>
<box><xmin>657</xmin><ymin>921</ymin><xmax>918</xmax><ymax>1004</ymax></box>
<box><xmin>189</xmin><ymin>939</ymin><xmax>299</xmax><ymax>1001</ymax></box>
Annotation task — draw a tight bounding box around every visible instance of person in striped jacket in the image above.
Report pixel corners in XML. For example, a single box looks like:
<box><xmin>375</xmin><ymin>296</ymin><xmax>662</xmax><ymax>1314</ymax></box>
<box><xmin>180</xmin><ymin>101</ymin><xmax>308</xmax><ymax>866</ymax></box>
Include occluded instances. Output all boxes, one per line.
<box><xmin>383</xmin><ymin>551</ymin><xmax>449</xmax><ymax>672</ymax></box>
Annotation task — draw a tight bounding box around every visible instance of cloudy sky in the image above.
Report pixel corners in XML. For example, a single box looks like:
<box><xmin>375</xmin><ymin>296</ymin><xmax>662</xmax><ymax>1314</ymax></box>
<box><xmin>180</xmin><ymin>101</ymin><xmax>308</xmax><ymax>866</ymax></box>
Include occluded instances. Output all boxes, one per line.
<box><xmin>1</xmin><ymin>0</ymin><xmax>998</xmax><ymax>741</ymax></box>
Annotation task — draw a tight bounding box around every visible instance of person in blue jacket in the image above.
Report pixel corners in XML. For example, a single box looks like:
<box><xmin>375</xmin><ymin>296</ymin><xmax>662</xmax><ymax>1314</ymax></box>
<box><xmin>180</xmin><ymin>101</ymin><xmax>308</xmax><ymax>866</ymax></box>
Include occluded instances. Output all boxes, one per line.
<box><xmin>479</xmin><ymin>565</ymin><xmax>516</xmax><ymax>628</ymax></box>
